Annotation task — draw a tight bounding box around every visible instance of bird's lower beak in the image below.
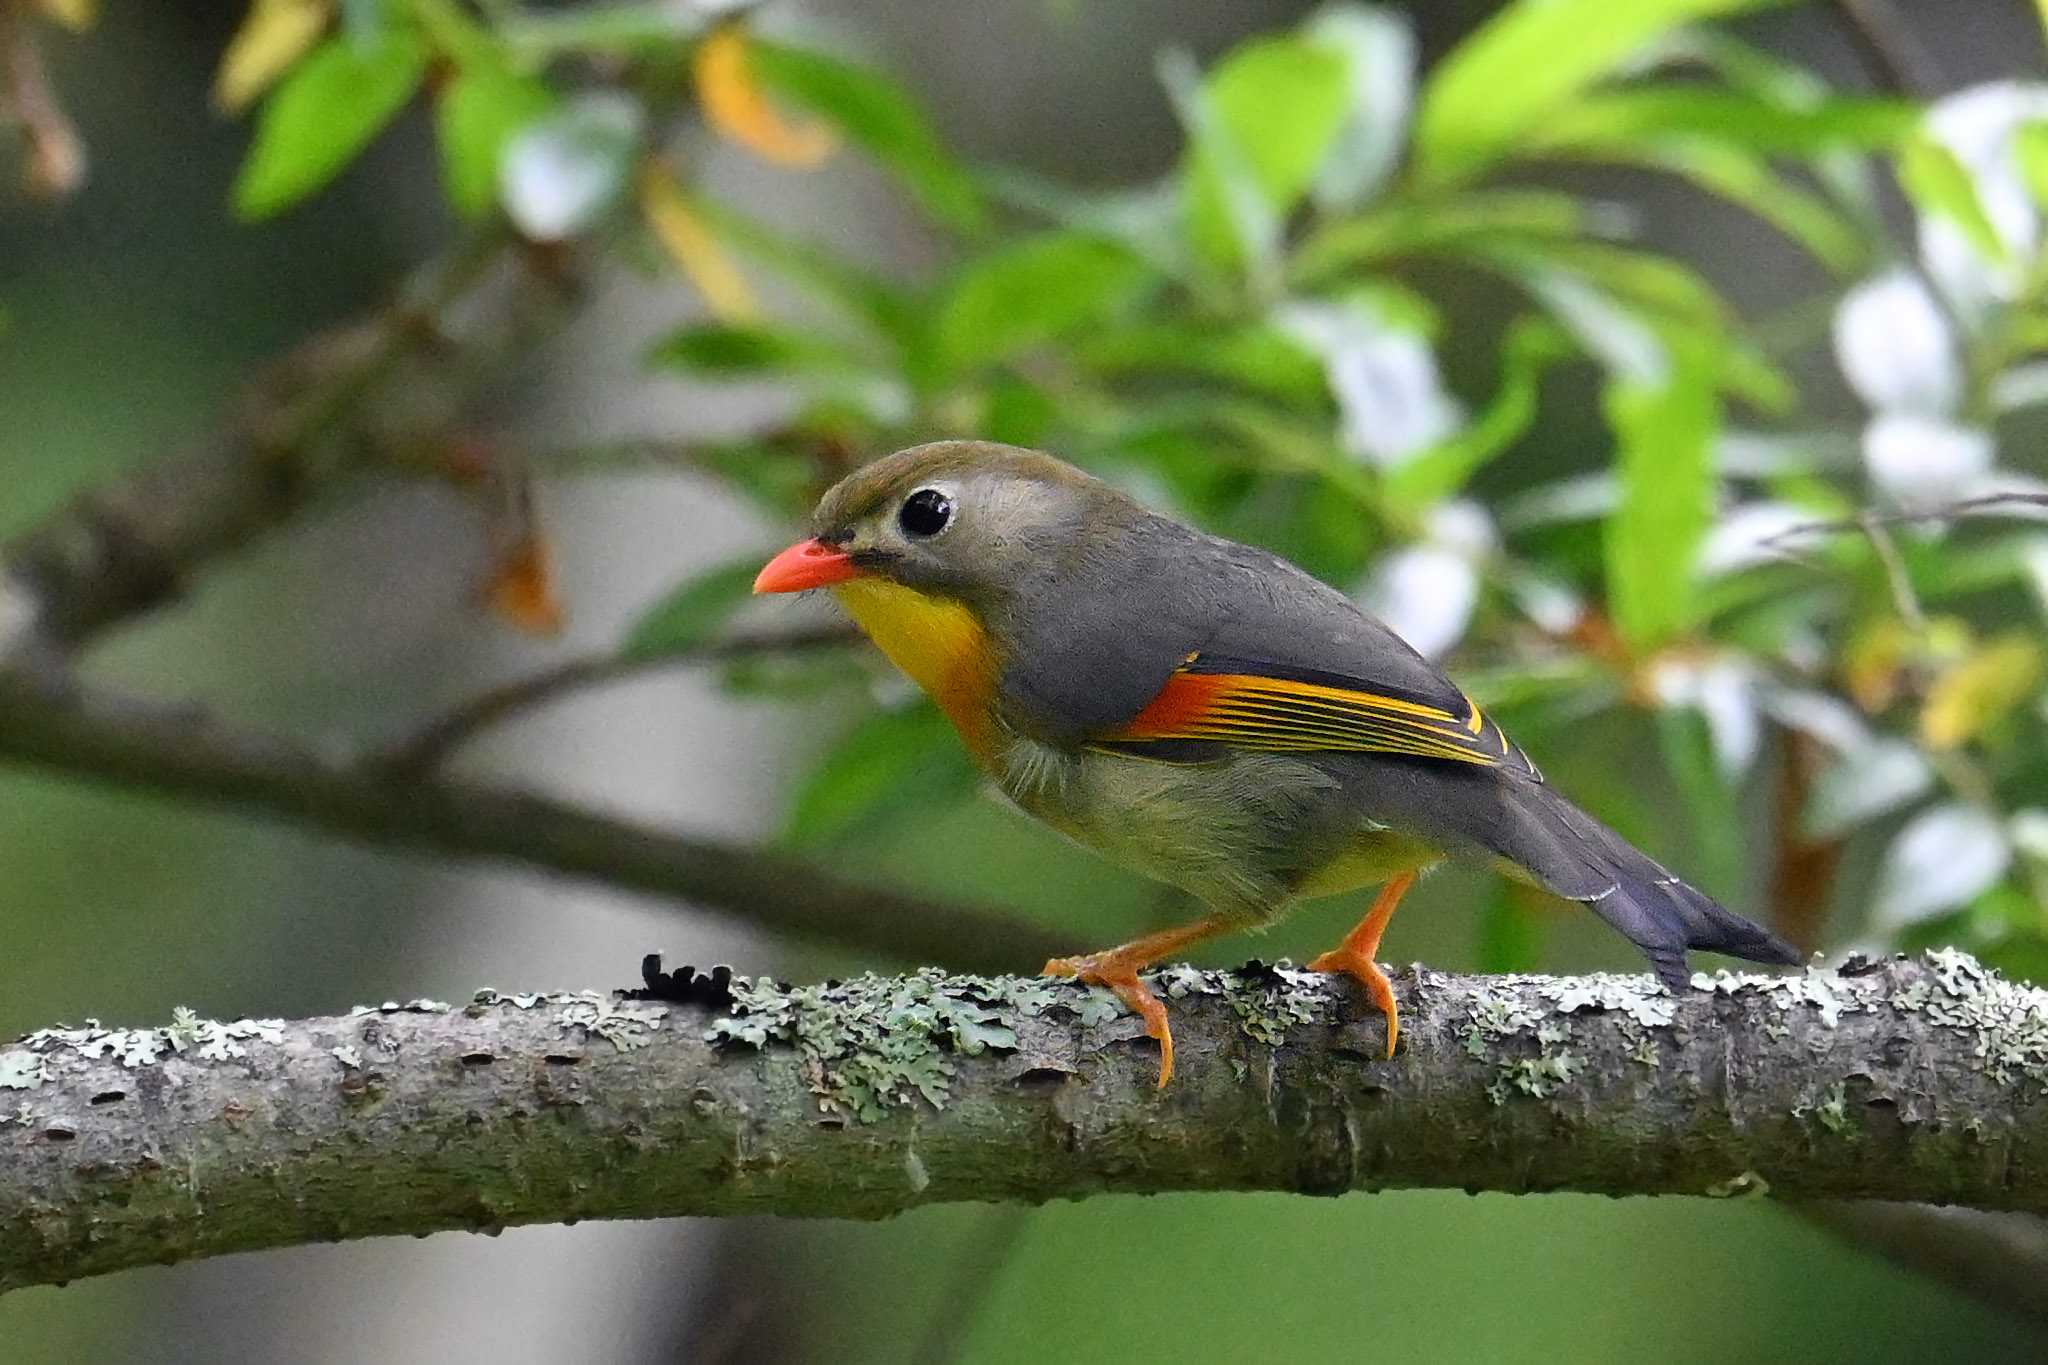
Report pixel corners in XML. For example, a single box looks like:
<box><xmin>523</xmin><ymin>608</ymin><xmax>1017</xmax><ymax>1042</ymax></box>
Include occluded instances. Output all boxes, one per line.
<box><xmin>753</xmin><ymin>538</ymin><xmax>863</xmax><ymax>593</ymax></box>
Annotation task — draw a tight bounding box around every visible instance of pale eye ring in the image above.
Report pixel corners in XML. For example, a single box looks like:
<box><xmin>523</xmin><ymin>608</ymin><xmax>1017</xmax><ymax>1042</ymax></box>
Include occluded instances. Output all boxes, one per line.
<box><xmin>898</xmin><ymin>487</ymin><xmax>954</xmax><ymax>538</ymax></box>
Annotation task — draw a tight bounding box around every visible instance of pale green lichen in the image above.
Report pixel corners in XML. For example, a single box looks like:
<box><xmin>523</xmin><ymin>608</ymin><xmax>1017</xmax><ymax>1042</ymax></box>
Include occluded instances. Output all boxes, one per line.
<box><xmin>708</xmin><ymin>970</ymin><xmax>1053</xmax><ymax>1122</ymax></box>
<box><xmin>1795</xmin><ymin>1080</ymin><xmax>1850</xmax><ymax>1133</ymax></box>
<box><xmin>1705</xmin><ymin>1170</ymin><xmax>1771</xmax><ymax>1199</ymax></box>
<box><xmin>1889</xmin><ymin>948</ymin><xmax>2048</xmax><ymax>1088</ymax></box>
<box><xmin>555</xmin><ymin>993</ymin><xmax>668</xmax><ymax>1052</ymax></box>
<box><xmin>1540</xmin><ymin>974</ymin><xmax>1677</xmax><ymax>1028</ymax></box>
<box><xmin>1489</xmin><ymin>1050</ymin><xmax>1581</xmax><ymax>1103</ymax></box>
<box><xmin>332</xmin><ymin>1046</ymin><xmax>363</xmax><ymax>1069</ymax></box>
<box><xmin>15</xmin><ymin>1012</ymin><xmax>284</xmax><ymax>1069</ymax></box>
<box><xmin>0</xmin><ymin>1051</ymin><xmax>48</xmax><ymax>1092</ymax></box>
<box><xmin>349</xmin><ymin>999</ymin><xmax>451</xmax><ymax>1017</ymax></box>
<box><xmin>1695</xmin><ymin>965</ymin><xmax>1869</xmax><ymax>1028</ymax></box>
<box><xmin>1158</xmin><ymin>963</ymin><xmax>1331</xmax><ymax>1048</ymax></box>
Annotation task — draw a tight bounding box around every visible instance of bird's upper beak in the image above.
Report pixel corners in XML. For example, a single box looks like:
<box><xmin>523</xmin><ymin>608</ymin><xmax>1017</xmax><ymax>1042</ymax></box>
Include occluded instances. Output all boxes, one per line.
<box><xmin>753</xmin><ymin>538</ymin><xmax>864</xmax><ymax>594</ymax></box>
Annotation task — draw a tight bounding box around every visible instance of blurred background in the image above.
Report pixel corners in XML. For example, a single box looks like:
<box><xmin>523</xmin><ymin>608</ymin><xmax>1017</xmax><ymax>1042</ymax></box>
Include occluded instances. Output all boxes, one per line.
<box><xmin>6</xmin><ymin>0</ymin><xmax>2048</xmax><ymax>1359</ymax></box>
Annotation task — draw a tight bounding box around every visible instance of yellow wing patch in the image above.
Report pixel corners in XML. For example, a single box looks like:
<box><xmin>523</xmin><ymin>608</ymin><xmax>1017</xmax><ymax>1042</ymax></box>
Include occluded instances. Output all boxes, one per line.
<box><xmin>1098</xmin><ymin>656</ymin><xmax>1531</xmax><ymax>771</ymax></box>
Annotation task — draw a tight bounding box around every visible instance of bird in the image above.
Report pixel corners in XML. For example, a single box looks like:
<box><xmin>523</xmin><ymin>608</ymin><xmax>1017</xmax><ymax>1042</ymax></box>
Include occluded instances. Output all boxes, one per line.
<box><xmin>754</xmin><ymin>440</ymin><xmax>1800</xmax><ymax>1085</ymax></box>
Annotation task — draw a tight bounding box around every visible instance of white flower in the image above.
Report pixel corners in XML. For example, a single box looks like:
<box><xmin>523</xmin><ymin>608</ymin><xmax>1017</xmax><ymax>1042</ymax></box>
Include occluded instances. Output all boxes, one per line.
<box><xmin>1861</xmin><ymin>411</ymin><xmax>1995</xmax><ymax>508</ymax></box>
<box><xmin>1832</xmin><ymin>269</ymin><xmax>1961</xmax><ymax>413</ymax></box>
<box><xmin>1278</xmin><ymin>298</ymin><xmax>1463</xmax><ymax>469</ymax></box>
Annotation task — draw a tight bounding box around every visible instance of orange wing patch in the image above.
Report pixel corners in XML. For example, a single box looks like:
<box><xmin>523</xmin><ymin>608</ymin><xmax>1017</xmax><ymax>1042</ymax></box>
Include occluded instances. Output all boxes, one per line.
<box><xmin>1098</xmin><ymin>656</ymin><xmax>1534</xmax><ymax>772</ymax></box>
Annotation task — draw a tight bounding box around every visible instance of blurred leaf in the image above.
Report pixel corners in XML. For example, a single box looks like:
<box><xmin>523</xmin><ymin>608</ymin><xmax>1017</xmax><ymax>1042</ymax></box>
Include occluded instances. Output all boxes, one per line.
<box><xmin>500</xmin><ymin>1</ymin><xmax>714</xmax><ymax>61</ymax></box>
<box><xmin>436</xmin><ymin>64</ymin><xmax>557</xmax><ymax>221</ymax></box>
<box><xmin>1899</xmin><ymin>134</ymin><xmax>2007</xmax><ymax>261</ymax></box>
<box><xmin>1413</xmin><ymin>0</ymin><xmax>1782</xmax><ymax>185</ymax></box>
<box><xmin>499</xmin><ymin>92</ymin><xmax>642</xmax><ymax>241</ymax></box>
<box><xmin>1579</xmin><ymin>140</ymin><xmax>1867</xmax><ymax>274</ymax></box>
<box><xmin>1171</xmin><ymin>36</ymin><xmax>1352</xmax><ymax>273</ymax></box>
<box><xmin>785</xmin><ymin>704</ymin><xmax>977</xmax><ymax>846</ymax></box>
<box><xmin>32</xmin><ymin>0</ymin><xmax>94</xmax><ymax>31</ymax></box>
<box><xmin>231</xmin><ymin>28</ymin><xmax>429</xmax><ymax>220</ymax></box>
<box><xmin>1977</xmin><ymin>930</ymin><xmax>2048</xmax><ymax>986</ymax></box>
<box><xmin>487</xmin><ymin>532</ymin><xmax>564</xmax><ymax>638</ymax></box>
<box><xmin>1290</xmin><ymin>190</ymin><xmax>1595</xmax><ymax>286</ymax></box>
<box><xmin>2016</xmin><ymin>120</ymin><xmax>2048</xmax><ymax>207</ymax></box>
<box><xmin>691</xmin><ymin>438</ymin><xmax>824</xmax><ymax>516</ymax></box>
<box><xmin>750</xmin><ymin>41</ymin><xmax>986</xmax><ymax>233</ymax></box>
<box><xmin>1477</xmin><ymin>882</ymin><xmax>1546</xmax><ymax>973</ymax></box>
<box><xmin>692</xmin><ymin>24</ymin><xmax>837</xmax><ymax>169</ymax></box>
<box><xmin>1385</xmin><ymin>317</ymin><xmax>1567</xmax><ymax>511</ymax></box>
<box><xmin>640</xmin><ymin>164</ymin><xmax>759</xmax><ymax>320</ymax></box>
<box><xmin>1871</xmin><ymin>802</ymin><xmax>2011</xmax><ymax>931</ymax></box>
<box><xmin>1654</xmin><ymin>705</ymin><xmax>1741</xmax><ymax>896</ymax></box>
<box><xmin>1307</xmin><ymin>3</ymin><xmax>1416</xmax><ymax>212</ymax></box>
<box><xmin>1076</xmin><ymin>321</ymin><xmax>1327</xmax><ymax>406</ymax></box>
<box><xmin>1604</xmin><ymin>341</ymin><xmax>1717</xmax><ymax>651</ymax></box>
<box><xmin>648</xmin><ymin>321</ymin><xmax>861</xmax><ymax>376</ymax></box>
<box><xmin>622</xmin><ymin>557</ymin><xmax>765</xmax><ymax>660</ymax></box>
<box><xmin>1534</xmin><ymin>89</ymin><xmax>1915</xmax><ymax>155</ymax></box>
<box><xmin>1802</xmin><ymin>737</ymin><xmax>1933</xmax><ymax>839</ymax></box>
<box><xmin>933</xmin><ymin>232</ymin><xmax>1151</xmax><ymax>373</ymax></box>
<box><xmin>214</xmin><ymin>0</ymin><xmax>332</xmax><ymax>115</ymax></box>
<box><xmin>337</xmin><ymin>0</ymin><xmax>383</xmax><ymax>43</ymax></box>
<box><xmin>692</xmin><ymin>199</ymin><xmax>920</xmax><ymax>349</ymax></box>
<box><xmin>1920</xmin><ymin>636</ymin><xmax>2044</xmax><ymax>750</ymax></box>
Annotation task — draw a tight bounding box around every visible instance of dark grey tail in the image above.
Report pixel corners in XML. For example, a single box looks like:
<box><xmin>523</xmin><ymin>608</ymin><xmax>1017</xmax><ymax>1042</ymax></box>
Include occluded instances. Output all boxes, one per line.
<box><xmin>1497</xmin><ymin>783</ymin><xmax>1801</xmax><ymax>990</ymax></box>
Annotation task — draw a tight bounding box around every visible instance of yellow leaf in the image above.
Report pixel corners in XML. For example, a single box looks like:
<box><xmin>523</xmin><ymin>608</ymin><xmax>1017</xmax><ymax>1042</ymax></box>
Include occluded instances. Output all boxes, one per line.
<box><xmin>214</xmin><ymin>0</ymin><xmax>334</xmax><ymax>115</ymax></box>
<box><xmin>33</xmin><ymin>0</ymin><xmax>97</xmax><ymax>31</ymax></box>
<box><xmin>487</xmin><ymin>532</ymin><xmax>565</xmax><ymax>638</ymax></box>
<box><xmin>638</xmin><ymin>163</ymin><xmax>758</xmax><ymax>321</ymax></box>
<box><xmin>691</xmin><ymin>23</ymin><xmax>836</xmax><ymax>169</ymax></box>
<box><xmin>1921</xmin><ymin>636</ymin><xmax>2043</xmax><ymax>750</ymax></box>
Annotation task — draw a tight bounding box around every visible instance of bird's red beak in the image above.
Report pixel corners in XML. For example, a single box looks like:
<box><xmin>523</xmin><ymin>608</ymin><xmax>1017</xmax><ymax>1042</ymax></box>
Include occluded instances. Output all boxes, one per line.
<box><xmin>753</xmin><ymin>538</ymin><xmax>863</xmax><ymax>594</ymax></box>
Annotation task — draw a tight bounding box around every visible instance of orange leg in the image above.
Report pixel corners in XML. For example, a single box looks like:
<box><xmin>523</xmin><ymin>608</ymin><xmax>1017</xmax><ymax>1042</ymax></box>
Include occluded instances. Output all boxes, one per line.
<box><xmin>1308</xmin><ymin>871</ymin><xmax>1417</xmax><ymax>1058</ymax></box>
<box><xmin>1044</xmin><ymin>916</ymin><xmax>1233</xmax><ymax>1089</ymax></box>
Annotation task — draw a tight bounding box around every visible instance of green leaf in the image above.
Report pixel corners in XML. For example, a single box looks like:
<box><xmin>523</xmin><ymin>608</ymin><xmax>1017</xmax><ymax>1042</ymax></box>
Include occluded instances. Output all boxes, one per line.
<box><xmin>1899</xmin><ymin>134</ymin><xmax>2007</xmax><ymax>260</ymax></box>
<box><xmin>933</xmin><ymin>232</ymin><xmax>1152</xmax><ymax>373</ymax></box>
<box><xmin>648</xmin><ymin>321</ymin><xmax>861</xmax><ymax>376</ymax></box>
<box><xmin>1533</xmin><ymin>88</ymin><xmax>1916</xmax><ymax>155</ymax></box>
<box><xmin>785</xmin><ymin>703</ymin><xmax>977</xmax><ymax>846</ymax></box>
<box><xmin>1603</xmin><ymin>340</ymin><xmax>1719</xmax><ymax>652</ymax></box>
<box><xmin>1653</xmin><ymin>704</ymin><xmax>1741</xmax><ymax>897</ymax></box>
<box><xmin>1075</xmin><ymin>321</ymin><xmax>1327</xmax><ymax>406</ymax></box>
<box><xmin>1384</xmin><ymin>317</ymin><xmax>1568</xmax><ymax>511</ymax></box>
<box><xmin>1477</xmin><ymin>882</ymin><xmax>1546</xmax><ymax>974</ymax></box>
<box><xmin>689</xmin><ymin>198</ymin><xmax>920</xmax><ymax>350</ymax></box>
<box><xmin>621</xmin><ymin>557</ymin><xmax>765</xmax><ymax>660</ymax></box>
<box><xmin>2015</xmin><ymin>120</ymin><xmax>2048</xmax><ymax>209</ymax></box>
<box><xmin>1574</xmin><ymin>139</ymin><xmax>1868</xmax><ymax>274</ymax></box>
<box><xmin>1289</xmin><ymin>189</ymin><xmax>1591</xmax><ymax>287</ymax></box>
<box><xmin>1413</xmin><ymin>0</ymin><xmax>1785</xmax><ymax>185</ymax></box>
<box><xmin>1173</xmin><ymin>36</ymin><xmax>1352</xmax><ymax>272</ymax></box>
<box><xmin>232</xmin><ymin>29</ymin><xmax>430</xmax><ymax>220</ymax></box>
<box><xmin>436</xmin><ymin>64</ymin><xmax>558</xmax><ymax>221</ymax></box>
<box><xmin>748</xmin><ymin>41</ymin><xmax>986</xmax><ymax>234</ymax></box>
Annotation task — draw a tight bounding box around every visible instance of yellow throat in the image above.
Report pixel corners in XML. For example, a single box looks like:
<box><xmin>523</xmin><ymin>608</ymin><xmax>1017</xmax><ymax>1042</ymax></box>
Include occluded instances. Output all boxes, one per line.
<box><xmin>831</xmin><ymin>577</ymin><xmax>998</xmax><ymax>759</ymax></box>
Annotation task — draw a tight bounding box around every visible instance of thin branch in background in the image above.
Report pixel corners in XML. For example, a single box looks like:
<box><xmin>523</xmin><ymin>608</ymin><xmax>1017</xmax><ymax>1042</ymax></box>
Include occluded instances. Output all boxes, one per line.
<box><xmin>4</xmin><ymin>951</ymin><xmax>2044</xmax><ymax>1294</ymax></box>
<box><xmin>1755</xmin><ymin>490</ymin><xmax>2048</xmax><ymax>556</ymax></box>
<box><xmin>375</xmin><ymin>625</ymin><xmax>860</xmax><ymax>773</ymax></box>
<box><xmin>1827</xmin><ymin>0</ymin><xmax>1944</xmax><ymax>97</ymax></box>
<box><xmin>0</xmin><ymin>0</ymin><xmax>84</xmax><ymax>197</ymax></box>
<box><xmin>0</xmin><ymin>231</ymin><xmax>570</xmax><ymax>660</ymax></box>
<box><xmin>1859</xmin><ymin>510</ymin><xmax>1926</xmax><ymax>631</ymax></box>
<box><xmin>0</xmin><ymin>668</ymin><xmax>1066</xmax><ymax>972</ymax></box>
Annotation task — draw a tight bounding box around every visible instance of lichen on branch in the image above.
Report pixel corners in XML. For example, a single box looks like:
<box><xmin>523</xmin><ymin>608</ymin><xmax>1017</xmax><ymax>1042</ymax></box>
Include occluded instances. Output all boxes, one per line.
<box><xmin>4</xmin><ymin>949</ymin><xmax>2047</xmax><ymax>1295</ymax></box>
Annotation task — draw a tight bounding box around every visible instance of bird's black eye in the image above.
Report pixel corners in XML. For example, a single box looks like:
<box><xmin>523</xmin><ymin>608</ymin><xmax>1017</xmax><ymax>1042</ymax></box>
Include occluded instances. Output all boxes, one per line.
<box><xmin>897</xmin><ymin>487</ymin><xmax>953</xmax><ymax>538</ymax></box>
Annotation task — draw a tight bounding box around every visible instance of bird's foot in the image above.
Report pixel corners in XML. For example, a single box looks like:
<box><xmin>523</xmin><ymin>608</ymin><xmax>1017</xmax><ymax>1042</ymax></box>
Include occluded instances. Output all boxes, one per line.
<box><xmin>1306</xmin><ymin>948</ymin><xmax>1400</xmax><ymax>1058</ymax></box>
<box><xmin>1043</xmin><ymin>951</ymin><xmax>1176</xmax><ymax>1088</ymax></box>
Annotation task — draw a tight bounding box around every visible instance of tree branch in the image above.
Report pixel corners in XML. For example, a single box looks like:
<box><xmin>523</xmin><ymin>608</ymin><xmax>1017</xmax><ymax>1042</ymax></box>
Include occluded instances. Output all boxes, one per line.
<box><xmin>0</xmin><ymin>232</ymin><xmax>573</xmax><ymax>661</ymax></box>
<box><xmin>374</xmin><ymin>625</ymin><xmax>860</xmax><ymax>772</ymax></box>
<box><xmin>0</xmin><ymin>669</ymin><xmax>1064</xmax><ymax>973</ymax></box>
<box><xmin>3</xmin><ymin>950</ymin><xmax>2044</xmax><ymax>1294</ymax></box>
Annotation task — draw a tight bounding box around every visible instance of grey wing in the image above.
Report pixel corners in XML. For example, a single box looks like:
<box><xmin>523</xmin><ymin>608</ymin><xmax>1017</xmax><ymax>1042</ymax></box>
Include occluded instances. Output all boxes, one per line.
<box><xmin>994</xmin><ymin>515</ymin><xmax>1476</xmax><ymax>746</ymax></box>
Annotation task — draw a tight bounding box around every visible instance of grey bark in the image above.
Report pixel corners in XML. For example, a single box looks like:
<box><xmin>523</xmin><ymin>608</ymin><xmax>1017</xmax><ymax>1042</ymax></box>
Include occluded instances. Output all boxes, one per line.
<box><xmin>4</xmin><ymin>950</ymin><xmax>2045</xmax><ymax>1295</ymax></box>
